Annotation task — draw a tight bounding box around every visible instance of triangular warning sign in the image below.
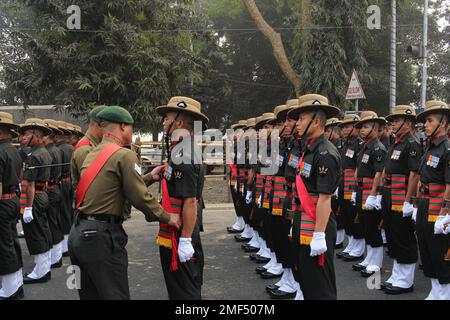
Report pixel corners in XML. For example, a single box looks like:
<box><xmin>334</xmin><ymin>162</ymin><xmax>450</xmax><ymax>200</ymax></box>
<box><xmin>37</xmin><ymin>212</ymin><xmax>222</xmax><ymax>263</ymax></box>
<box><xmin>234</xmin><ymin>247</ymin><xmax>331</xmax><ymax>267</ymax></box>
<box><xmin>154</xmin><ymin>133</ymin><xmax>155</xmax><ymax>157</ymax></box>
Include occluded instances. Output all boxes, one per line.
<box><xmin>346</xmin><ymin>70</ymin><xmax>366</xmax><ymax>100</ymax></box>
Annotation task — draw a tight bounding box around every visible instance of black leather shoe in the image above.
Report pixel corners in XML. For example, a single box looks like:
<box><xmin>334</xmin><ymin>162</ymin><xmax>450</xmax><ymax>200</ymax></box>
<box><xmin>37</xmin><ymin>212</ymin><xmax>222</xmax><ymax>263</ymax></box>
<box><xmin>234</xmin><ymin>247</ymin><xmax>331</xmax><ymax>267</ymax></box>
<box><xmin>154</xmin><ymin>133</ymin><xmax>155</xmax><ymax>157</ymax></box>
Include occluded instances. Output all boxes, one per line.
<box><xmin>261</xmin><ymin>271</ymin><xmax>282</xmax><ymax>279</ymax></box>
<box><xmin>269</xmin><ymin>289</ymin><xmax>296</xmax><ymax>299</ymax></box>
<box><xmin>241</xmin><ymin>243</ymin><xmax>257</xmax><ymax>250</ymax></box>
<box><xmin>255</xmin><ymin>256</ymin><xmax>271</xmax><ymax>264</ymax></box>
<box><xmin>266</xmin><ymin>284</ymin><xmax>280</xmax><ymax>292</ymax></box>
<box><xmin>335</xmin><ymin>243</ymin><xmax>344</xmax><ymax>249</ymax></box>
<box><xmin>342</xmin><ymin>254</ymin><xmax>364</xmax><ymax>262</ymax></box>
<box><xmin>227</xmin><ymin>226</ymin><xmax>244</xmax><ymax>234</ymax></box>
<box><xmin>256</xmin><ymin>266</ymin><xmax>267</xmax><ymax>274</ymax></box>
<box><xmin>62</xmin><ymin>252</ymin><xmax>70</xmax><ymax>257</ymax></box>
<box><xmin>0</xmin><ymin>286</ymin><xmax>24</xmax><ymax>300</ymax></box>
<box><xmin>23</xmin><ymin>272</ymin><xmax>50</xmax><ymax>284</ymax></box>
<box><xmin>361</xmin><ymin>269</ymin><xmax>380</xmax><ymax>278</ymax></box>
<box><xmin>244</xmin><ymin>246</ymin><xmax>260</xmax><ymax>253</ymax></box>
<box><xmin>380</xmin><ymin>282</ymin><xmax>393</xmax><ymax>291</ymax></box>
<box><xmin>51</xmin><ymin>259</ymin><xmax>63</xmax><ymax>269</ymax></box>
<box><xmin>384</xmin><ymin>285</ymin><xmax>414</xmax><ymax>295</ymax></box>
<box><xmin>17</xmin><ymin>232</ymin><xmax>25</xmax><ymax>239</ymax></box>
<box><xmin>352</xmin><ymin>263</ymin><xmax>366</xmax><ymax>271</ymax></box>
<box><xmin>235</xmin><ymin>235</ymin><xmax>252</xmax><ymax>242</ymax></box>
<box><xmin>336</xmin><ymin>251</ymin><xmax>348</xmax><ymax>259</ymax></box>
<box><xmin>419</xmin><ymin>264</ymin><xmax>423</xmax><ymax>270</ymax></box>
<box><xmin>249</xmin><ymin>253</ymin><xmax>260</xmax><ymax>261</ymax></box>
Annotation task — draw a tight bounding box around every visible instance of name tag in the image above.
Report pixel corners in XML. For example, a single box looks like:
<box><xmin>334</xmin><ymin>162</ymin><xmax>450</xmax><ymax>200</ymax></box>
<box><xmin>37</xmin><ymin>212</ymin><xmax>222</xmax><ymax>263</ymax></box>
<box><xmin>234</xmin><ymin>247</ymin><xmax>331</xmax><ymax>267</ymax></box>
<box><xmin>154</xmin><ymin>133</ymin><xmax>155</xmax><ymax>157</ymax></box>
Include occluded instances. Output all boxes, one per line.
<box><xmin>391</xmin><ymin>150</ymin><xmax>401</xmax><ymax>160</ymax></box>
<box><xmin>288</xmin><ymin>154</ymin><xmax>299</xmax><ymax>168</ymax></box>
<box><xmin>426</xmin><ymin>155</ymin><xmax>440</xmax><ymax>168</ymax></box>
<box><xmin>362</xmin><ymin>154</ymin><xmax>370</xmax><ymax>164</ymax></box>
<box><xmin>299</xmin><ymin>162</ymin><xmax>312</xmax><ymax>178</ymax></box>
<box><xmin>345</xmin><ymin>148</ymin><xmax>355</xmax><ymax>158</ymax></box>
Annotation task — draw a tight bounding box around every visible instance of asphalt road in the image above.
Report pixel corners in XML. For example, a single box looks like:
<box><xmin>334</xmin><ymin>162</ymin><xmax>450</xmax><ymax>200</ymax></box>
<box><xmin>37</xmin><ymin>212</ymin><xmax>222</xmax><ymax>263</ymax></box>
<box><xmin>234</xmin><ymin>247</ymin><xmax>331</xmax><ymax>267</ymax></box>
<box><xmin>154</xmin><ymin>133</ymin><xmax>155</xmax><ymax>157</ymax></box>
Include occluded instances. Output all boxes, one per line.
<box><xmin>17</xmin><ymin>204</ymin><xmax>430</xmax><ymax>300</ymax></box>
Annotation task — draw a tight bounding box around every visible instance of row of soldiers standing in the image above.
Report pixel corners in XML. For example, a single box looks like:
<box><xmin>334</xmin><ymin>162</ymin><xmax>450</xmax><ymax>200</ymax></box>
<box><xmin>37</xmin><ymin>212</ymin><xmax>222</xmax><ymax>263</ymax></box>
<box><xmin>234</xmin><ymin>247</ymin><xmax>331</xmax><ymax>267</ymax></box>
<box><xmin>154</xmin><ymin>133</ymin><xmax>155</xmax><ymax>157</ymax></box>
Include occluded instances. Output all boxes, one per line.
<box><xmin>226</xmin><ymin>95</ymin><xmax>450</xmax><ymax>300</ymax></box>
<box><xmin>0</xmin><ymin>116</ymin><xmax>82</xmax><ymax>299</ymax></box>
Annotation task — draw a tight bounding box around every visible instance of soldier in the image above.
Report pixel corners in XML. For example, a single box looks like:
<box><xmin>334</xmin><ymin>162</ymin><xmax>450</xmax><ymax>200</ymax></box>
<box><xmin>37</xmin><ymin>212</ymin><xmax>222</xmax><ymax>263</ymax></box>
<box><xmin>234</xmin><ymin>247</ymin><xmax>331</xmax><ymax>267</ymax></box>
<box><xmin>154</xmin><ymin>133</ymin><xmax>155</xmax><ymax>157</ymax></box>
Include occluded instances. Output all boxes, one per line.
<box><xmin>286</xmin><ymin>94</ymin><xmax>341</xmax><ymax>300</ymax></box>
<box><xmin>351</xmin><ymin>111</ymin><xmax>386</xmax><ymax>277</ymax></box>
<box><xmin>55</xmin><ymin>121</ymin><xmax>74</xmax><ymax>257</ymax></box>
<box><xmin>42</xmin><ymin>119</ymin><xmax>65</xmax><ymax>269</ymax></box>
<box><xmin>325</xmin><ymin>118</ymin><xmax>345</xmax><ymax>248</ymax></box>
<box><xmin>379</xmin><ymin>105</ymin><xmax>421</xmax><ymax>294</ymax></box>
<box><xmin>267</xmin><ymin>101</ymin><xmax>303</xmax><ymax>300</ymax></box>
<box><xmin>378</xmin><ymin>117</ymin><xmax>394</xmax><ymax>150</ymax></box>
<box><xmin>250</xmin><ymin>113</ymin><xmax>278</xmax><ymax>268</ymax></box>
<box><xmin>227</xmin><ymin>120</ymin><xmax>247</xmax><ymax>233</ymax></box>
<box><xmin>154</xmin><ymin>96</ymin><xmax>207</xmax><ymax>299</ymax></box>
<box><xmin>71</xmin><ymin>106</ymin><xmax>108</xmax><ymax>189</ymax></box>
<box><xmin>0</xmin><ymin>113</ymin><xmax>24</xmax><ymax>300</ymax></box>
<box><xmin>336</xmin><ymin>114</ymin><xmax>363</xmax><ymax>260</ymax></box>
<box><xmin>19</xmin><ymin>119</ymin><xmax>53</xmax><ymax>284</ymax></box>
<box><xmin>69</xmin><ymin>105</ymin><xmax>179</xmax><ymax>300</ymax></box>
<box><xmin>415</xmin><ymin>100</ymin><xmax>450</xmax><ymax>300</ymax></box>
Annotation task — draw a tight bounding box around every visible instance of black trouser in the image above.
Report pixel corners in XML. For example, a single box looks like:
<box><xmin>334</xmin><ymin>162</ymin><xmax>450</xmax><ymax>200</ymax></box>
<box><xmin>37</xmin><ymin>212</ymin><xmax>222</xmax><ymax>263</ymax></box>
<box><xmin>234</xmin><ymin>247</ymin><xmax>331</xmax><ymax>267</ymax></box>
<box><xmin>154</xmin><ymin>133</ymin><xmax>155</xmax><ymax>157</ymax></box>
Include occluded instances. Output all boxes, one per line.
<box><xmin>230</xmin><ymin>185</ymin><xmax>242</xmax><ymax>218</ymax></box>
<box><xmin>46</xmin><ymin>189</ymin><xmax>64</xmax><ymax>245</ymax></box>
<box><xmin>262</xmin><ymin>210</ymin><xmax>273</xmax><ymax>250</ymax></box>
<box><xmin>160</xmin><ymin>219</ymin><xmax>203</xmax><ymax>300</ymax></box>
<box><xmin>292</xmin><ymin>214</ymin><xmax>337</xmax><ymax>300</ymax></box>
<box><xmin>60</xmin><ymin>180</ymin><xmax>73</xmax><ymax>235</ymax></box>
<box><xmin>22</xmin><ymin>192</ymin><xmax>52</xmax><ymax>255</ymax></box>
<box><xmin>68</xmin><ymin>215</ymin><xmax>129</xmax><ymax>300</ymax></box>
<box><xmin>382</xmin><ymin>190</ymin><xmax>417</xmax><ymax>263</ymax></box>
<box><xmin>341</xmin><ymin>200</ymin><xmax>358</xmax><ymax>237</ymax></box>
<box><xmin>416</xmin><ymin>199</ymin><xmax>450</xmax><ymax>284</ymax></box>
<box><xmin>0</xmin><ymin>198</ymin><xmax>23</xmax><ymax>275</ymax></box>
<box><xmin>332</xmin><ymin>197</ymin><xmax>343</xmax><ymax>231</ymax></box>
<box><xmin>272</xmin><ymin>216</ymin><xmax>295</xmax><ymax>268</ymax></box>
<box><xmin>360</xmin><ymin>209</ymin><xmax>383</xmax><ymax>248</ymax></box>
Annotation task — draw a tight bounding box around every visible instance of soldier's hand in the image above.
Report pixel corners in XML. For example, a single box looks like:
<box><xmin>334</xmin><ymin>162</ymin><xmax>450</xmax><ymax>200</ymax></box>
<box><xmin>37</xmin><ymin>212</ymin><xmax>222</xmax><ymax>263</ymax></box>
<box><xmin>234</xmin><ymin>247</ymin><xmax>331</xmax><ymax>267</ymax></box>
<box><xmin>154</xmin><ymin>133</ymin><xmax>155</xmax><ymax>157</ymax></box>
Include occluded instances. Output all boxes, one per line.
<box><xmin>310</xmin><ymin>232</ymin><xmax>327</xmax><ymax>256</ymax></box>
<box><xmin>168</xmin><ymin>213</ymin><xmax>181</xmax><ymax>230</ymax></box>
<box><xmin>178</xmin><ymin>237</ymin><xmax>195</xmax><ymax>263</ymax></box>
<box><xmin>150</xmin><ymin>165</ymin><xmax>165</xmax><ymax>181</ymax></box>
<box><xmin>23</xmin><ymin>207</ymin><xmax>34</xmax><ymax>223</ymax></box>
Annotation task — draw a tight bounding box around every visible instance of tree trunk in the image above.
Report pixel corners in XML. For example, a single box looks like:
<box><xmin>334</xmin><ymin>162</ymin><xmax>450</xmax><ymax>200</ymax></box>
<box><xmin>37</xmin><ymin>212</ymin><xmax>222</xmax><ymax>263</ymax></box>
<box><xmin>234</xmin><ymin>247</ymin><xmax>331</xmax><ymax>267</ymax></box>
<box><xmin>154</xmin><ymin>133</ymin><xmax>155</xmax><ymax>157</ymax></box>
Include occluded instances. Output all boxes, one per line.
<box><xmin>242</xmin><ymin>0</ymin><xmax>302</xmax><ymax>96</ymax></box>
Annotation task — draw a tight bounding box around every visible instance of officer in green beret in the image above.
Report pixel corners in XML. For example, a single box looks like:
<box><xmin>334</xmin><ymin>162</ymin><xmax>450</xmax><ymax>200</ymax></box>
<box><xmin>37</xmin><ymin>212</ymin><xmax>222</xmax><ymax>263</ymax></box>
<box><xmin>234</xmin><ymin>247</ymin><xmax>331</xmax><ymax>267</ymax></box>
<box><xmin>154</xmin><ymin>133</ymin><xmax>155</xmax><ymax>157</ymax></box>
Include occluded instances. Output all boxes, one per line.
<box><xmin>71</xmin><ymin>105</ymin><xmax>108</xmax><ymax>189</ymax></box>
<box><xmin>68</xmin><ymin>106</ymin><xmax>180</xmax><ymax>300</ymax></box>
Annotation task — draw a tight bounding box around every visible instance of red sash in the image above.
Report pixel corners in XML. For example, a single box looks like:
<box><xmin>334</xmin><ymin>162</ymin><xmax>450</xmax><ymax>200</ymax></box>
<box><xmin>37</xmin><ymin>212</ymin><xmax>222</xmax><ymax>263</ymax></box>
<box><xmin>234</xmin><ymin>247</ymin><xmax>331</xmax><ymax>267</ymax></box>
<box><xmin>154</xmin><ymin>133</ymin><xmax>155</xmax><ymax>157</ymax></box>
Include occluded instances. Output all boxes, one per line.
<box><xmin>296</xmin><ymin>153</ymin><xmax>325</xmax><ymax>267</ymax></box>
<box><xmin>75</xmin><ymin>143</ymin><xmax>121</xmax><ymax>208</ymax></box>
<box><xmin>73</xmin><ymin>137</ymin><xmax>92</xmax><ymax>153</ymax></box>
<box><xmin>157</xmin><ymin>177</ymin><xmax>183</xmax><ymax>271</ymax></box>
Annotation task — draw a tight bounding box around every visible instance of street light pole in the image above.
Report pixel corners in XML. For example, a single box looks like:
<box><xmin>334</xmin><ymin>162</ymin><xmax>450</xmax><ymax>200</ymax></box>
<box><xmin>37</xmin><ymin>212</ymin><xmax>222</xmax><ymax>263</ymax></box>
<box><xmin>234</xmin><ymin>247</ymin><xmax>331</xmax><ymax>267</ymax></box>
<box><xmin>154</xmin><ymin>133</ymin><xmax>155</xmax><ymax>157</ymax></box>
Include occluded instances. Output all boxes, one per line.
<box><xmin>420</xmin><ymin>0</ymin><xmax>429</xmax><ymax>111</ymax></box>
<box><xmin>389</xmin><ymin>0</ymin><xmax>397</xmax><ymax>114</ymax></box>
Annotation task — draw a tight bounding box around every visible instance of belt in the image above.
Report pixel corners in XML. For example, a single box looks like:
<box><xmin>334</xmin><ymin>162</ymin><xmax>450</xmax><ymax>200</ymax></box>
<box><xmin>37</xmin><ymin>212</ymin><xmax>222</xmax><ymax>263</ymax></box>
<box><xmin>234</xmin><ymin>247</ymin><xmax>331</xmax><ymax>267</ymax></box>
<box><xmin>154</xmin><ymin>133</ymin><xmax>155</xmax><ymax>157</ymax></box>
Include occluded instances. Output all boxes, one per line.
<box><xmin>60</xmin><ymin>177</ymin><xmax>71</xmax><ymax>182</ymax></box>
<box><xmin>284</xmin><ymin>209</ymin><xmax>298</xmax><ymax>220</ymax></box>
<box><xmin>79</xmin><ymin>213</ymin><xmax>123</xmax><ymax>224</ymax></box>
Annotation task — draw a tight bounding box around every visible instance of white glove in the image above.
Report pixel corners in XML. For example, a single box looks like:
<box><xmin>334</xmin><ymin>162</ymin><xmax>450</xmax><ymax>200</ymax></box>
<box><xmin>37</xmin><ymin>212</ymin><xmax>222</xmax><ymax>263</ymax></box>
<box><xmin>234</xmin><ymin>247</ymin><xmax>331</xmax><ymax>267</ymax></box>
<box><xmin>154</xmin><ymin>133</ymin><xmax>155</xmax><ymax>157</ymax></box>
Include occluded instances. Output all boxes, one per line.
<box><xmin>257</xmin><ymin>195</ymin><xmax>262</xmax><ymax>208</ymax></box>
<box><xmin>245</xmin><ymin>191</ymin><xmax>253</xmax><ymax>204</ymax></box>
<box><xmin>412</xmin><ymin>207</ymin><xmax>418</xmax><ymax>222</ymax></box>
<box><xmin>375</xmin><ymin>195</ymin><xmax>382</xmax><ymax>210</ymax></box>
<box><xmin>234</xmin><ymin>182</ymin><xmax>238</xmax><ymax>192</ymax></box>
<box><xmin>365</xmin><ymin>195</ymin><xmax>377</xmax><ymax>210</ymax></box>
<box><xmin>351</xmin><ymin>192</ymin><xmax>357</xmax><ymax>206</ymax></box>
<box><xmin>310</xmin><ymin>232</ymin><xmax>327</xmax><ymax>257</ymax></box>
<box><xmin>23</xmin><ymin>207</ymin><xmax>33</xmax><ymax>223</ymax></box>
<box><xmin>444</xmin><ymin>222</ymin><xmax>450</xmax><ymax>235</ymax></box>
<box><xmin>402</xmin><ymin>201</ymin><xmax>414</xmax><ymax>218</ymax></box>
<box><xmin>178</xmin><ymin>237</ymin><xmax>195</xmax><ymax>263</ymax></box>
<box><xmin>434</xmin><ymin>215</ymin><xmax>450</xmax><ymax>235</ymax></box>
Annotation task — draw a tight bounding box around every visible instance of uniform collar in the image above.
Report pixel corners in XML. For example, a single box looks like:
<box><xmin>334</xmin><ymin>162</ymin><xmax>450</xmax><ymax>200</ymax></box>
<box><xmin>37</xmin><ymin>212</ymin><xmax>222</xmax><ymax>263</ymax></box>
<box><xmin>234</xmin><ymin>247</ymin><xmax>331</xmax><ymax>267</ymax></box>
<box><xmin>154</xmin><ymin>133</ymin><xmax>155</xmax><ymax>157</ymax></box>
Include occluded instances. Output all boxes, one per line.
<box><xmin>394</xmin><ymin>131</ymin><xmax>410</xmax><ymax>145</ymax></box>
<box><xmin>0</xmin><ymin>138</ymin><xmax>11</xmax><ymax>145</ymax></box>
<box><xmin>363</xmin><ymin>137</ymin><xmax>377</xmax><ymax>149</ymax></box>
<box><xmin>56</xmin><ymin>140</ymin><xmax>67</xmax><ymax>146</ymax></box>
<box><xmin>102</xmin><ymin>134</ymin><xmax>124</xmax><ymax>146</ymax></box>
<box><xmin>306</xmin><ymin>135</ymin><xmax>325</xmax><ymax>152</ymax></box>
<box><xmin>31</xmin><ymin>144</ymin><xmax>45</xmax><ymax>151</ymax></box>
<box><xmin>431</xmin><ymin>134</ymin><xmax>447</xmax><ymax>147</ymax></box>
<box><xmin>85</xmin><ymin>131</ymin><xmax>99</xmax><ymax>146</ymax></box>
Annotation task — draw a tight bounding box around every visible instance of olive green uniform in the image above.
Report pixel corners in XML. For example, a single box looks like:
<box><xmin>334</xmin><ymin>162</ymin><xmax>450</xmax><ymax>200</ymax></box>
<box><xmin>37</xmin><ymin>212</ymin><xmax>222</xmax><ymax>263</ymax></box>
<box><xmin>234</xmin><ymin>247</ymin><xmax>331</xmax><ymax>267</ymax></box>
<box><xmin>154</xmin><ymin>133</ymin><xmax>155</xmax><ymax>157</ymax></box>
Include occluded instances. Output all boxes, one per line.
<box><xmin>68</xmin><ymin>136</ymin><xmax>170</xmax><ymax>300</ymax></box>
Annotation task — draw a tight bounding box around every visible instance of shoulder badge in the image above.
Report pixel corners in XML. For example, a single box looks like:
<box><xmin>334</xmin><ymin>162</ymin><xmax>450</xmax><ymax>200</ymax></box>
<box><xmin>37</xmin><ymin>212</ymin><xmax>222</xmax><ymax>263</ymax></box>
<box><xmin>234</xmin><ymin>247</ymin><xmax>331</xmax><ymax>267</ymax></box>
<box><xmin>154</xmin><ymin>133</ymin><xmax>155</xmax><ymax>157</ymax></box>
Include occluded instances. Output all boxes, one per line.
<box><xmin>410</xmin><ymin>150</ymin><xmax>417</xmax><ymax>157</ymax></box>
<box><xmin>318</xmin><ymin>166</ymin><xmax>328</xmax><ymax>175</ymax></box>
<box><xmin>174</xmin><ymin>170</ymin><xmax>183</xmax><ymax>179</ymax></box>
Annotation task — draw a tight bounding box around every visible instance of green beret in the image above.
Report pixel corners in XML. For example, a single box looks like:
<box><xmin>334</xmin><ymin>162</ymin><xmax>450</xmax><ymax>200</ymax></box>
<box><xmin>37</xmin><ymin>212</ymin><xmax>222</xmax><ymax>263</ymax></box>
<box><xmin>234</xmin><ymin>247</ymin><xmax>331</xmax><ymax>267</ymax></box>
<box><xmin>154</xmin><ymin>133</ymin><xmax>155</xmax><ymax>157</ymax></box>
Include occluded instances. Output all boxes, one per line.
<box><xmin>97</xmin><ymin>106</ymin><xmax>134</xmax><ymax>125</ymax></box>
<box><xmin>89</xmin><ymin>105</ymin><xmax>108</xmax><ymax>123</ymax></box>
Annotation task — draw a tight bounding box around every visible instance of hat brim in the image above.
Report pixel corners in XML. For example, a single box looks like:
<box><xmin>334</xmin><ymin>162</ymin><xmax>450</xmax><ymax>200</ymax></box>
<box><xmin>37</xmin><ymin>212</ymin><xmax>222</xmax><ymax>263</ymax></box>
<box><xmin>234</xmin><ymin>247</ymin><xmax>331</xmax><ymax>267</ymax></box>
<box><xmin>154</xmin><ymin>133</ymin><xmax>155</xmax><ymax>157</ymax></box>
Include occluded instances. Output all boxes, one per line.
<box><xmin>385</xmin><ymin>113</ymin><xmax>416</xmax><ymax>123</ymax></box>
<box><xmin>0</xmin><ymin>123</ymin><xmax>20</xmax><ymax>131</ymax></box>
<box><xmin>277</xmin><ymin>108</ymin><xmax>295</xmax><ymax>122</ymax></box>
<box><xmin>18</xmin><ymin>125</ymin><xmax>52</xmax><ymax>135</ymax></box>
<box><xmin>232</xmin><ymin>124</ymin><xmax>246</xmax><ymax>130</ymax></box>
<box><xmin>355</xmin><ymin>118</ymin><xmax>386</xmax><ymax>129</ymax></box>
<box><xmin>156</xmin><ymin>106</ymin><xmax>209</xmax><ymax>125</ymax></box>
<box><xmin>416</xmin><ymin>108</ymin><xmax>450</xmax><ymax>124</ymax></box>
<box><xmin>287</xmin><ymin>104</ymin><xmax>341</xmax><ymax>120</ymax></box>
<box><xmin>325</xmin><ymin>121</ymin><xmax>342</xmax><ymax>129</ymax></box>
<box><xmin>339</xmin><ymin>119</ymin><xmax>359</xmax><ymax>127</ymax></box>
